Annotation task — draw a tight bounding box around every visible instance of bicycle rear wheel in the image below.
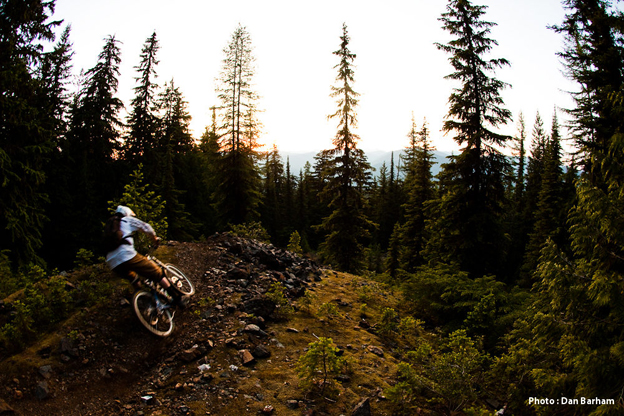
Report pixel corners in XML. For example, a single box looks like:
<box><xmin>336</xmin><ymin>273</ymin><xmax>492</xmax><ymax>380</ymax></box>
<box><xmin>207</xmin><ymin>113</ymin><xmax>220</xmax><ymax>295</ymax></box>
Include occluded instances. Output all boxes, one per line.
<box><xmin>132</xmin><ymin>290</ymin><xmax>174</xmax><ymax>337</ymax></box>
<box><xmin>164</xmin><ymin>264</ymin><xmax>195</xmax><ymax>296</ymax></box>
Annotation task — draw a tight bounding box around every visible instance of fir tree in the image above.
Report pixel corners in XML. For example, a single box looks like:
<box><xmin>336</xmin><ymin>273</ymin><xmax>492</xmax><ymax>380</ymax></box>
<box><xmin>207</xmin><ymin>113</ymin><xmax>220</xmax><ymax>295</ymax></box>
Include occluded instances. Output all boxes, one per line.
<box><xmin>317</xmin><ymin>23</ymin><xmax>374</xmax><ymax>273</ymax></box>
<box><xmin>399</xmin><ymin>117</ymin><xmax>436</xmax><ymax>272</ymax></box>
<box><xmin>213</xmin><ymin>24</ymin><xmax>262</xmax><ymax>226</ymax></box>
<box><xmin>154</xmin><ymin>79</ymin><xmax>196</xmax><ymax>240</ymax></box>
<box><xmin>65</xmin><ymin>35</ymin><xmax>124</xmax><ymax>254</ymax></box>
<box><xmin>261</xmin><ymin>145</ymin><xmax>285</xmax><ymax>245</ymax></box>
<box><xmin>523</xmin><ymin>111</ymin><xmax>566</xmax><ymax>279</ymax></box>
<box><xmin>0</xmin><ymin>0</ymin><xmax>59</xmax><ymax>266</ymax></box>
<box><xmin>428</xmin><ymin>0</ymin><xmax>512</xmax><ymax>277</ymax></box>
<box><xmin>553</xmin><ymin>0</ymin><xmax>624</xmax><ymax>174</ymax></box>
<box><xmin>126</xmin><ymin>31</ymin><xmax>160</xmax><ymax>168</ymax></box>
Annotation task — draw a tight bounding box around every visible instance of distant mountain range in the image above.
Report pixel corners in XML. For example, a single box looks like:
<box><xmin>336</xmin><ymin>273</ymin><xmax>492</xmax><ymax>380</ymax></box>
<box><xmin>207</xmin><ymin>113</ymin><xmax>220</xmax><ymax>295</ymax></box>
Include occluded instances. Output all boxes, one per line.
<box><xmin>280</xmin><ymin>149</ymin><xmax>454</xmax><ymax>177</ymax></box>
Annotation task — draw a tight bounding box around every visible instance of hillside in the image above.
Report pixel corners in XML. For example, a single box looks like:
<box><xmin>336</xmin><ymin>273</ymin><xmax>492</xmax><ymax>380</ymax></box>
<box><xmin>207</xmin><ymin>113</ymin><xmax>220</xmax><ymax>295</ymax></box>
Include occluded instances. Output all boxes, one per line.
<box><xmin>0</xmin><ymin>234</ymin><xmax>407</xmax><ymax>416</ymax></box>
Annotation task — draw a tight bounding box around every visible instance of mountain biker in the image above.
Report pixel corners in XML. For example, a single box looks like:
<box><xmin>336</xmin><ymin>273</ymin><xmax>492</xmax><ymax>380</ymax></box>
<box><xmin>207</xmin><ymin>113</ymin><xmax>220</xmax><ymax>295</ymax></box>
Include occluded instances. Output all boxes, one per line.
<box><xmin>105</xmin><ymin>205</ymin><xmax>188</xmax><ymax>308</ymax></box>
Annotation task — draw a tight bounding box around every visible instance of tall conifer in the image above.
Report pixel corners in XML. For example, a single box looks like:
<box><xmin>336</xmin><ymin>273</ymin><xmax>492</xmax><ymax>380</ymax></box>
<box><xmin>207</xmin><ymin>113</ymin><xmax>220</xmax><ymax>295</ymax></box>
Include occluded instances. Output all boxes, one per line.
<box><xmin>318</xmin><ymin>23</ymin><xmax>374</xmax><ymax>273</ymax></box>
<box><xmin>428</xmin><ymin>0</ymin><xmax>512</xmax><ymax>277</ymax></box>
<box><xmin>214</xmin><ymin>25</ymin><xmax>262</xmax><ymax>226</ymax></box>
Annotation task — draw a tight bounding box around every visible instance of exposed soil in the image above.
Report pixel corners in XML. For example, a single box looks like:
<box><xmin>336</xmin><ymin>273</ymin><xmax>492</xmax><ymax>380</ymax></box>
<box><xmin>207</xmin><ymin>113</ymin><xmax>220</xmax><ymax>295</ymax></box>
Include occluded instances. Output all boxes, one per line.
<box><xmin>0</xmin><ymin>234</ymin><xmax>400</xmax><ymax>416</ymax></box>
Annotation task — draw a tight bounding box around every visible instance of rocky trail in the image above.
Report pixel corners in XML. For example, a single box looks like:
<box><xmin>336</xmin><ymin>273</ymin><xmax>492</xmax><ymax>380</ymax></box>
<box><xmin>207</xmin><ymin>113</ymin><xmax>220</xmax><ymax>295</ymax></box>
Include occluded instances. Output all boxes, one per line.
<box><xmin>0</xmin><ymin>233</ymin><xmax>396</xmax><ymax>416</ymax></box>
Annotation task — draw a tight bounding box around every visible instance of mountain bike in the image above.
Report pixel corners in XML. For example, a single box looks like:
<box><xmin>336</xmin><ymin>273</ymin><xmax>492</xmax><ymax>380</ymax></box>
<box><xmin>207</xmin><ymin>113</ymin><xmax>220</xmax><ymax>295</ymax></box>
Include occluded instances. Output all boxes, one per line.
<box><xmin>132</xmin><ymin>247</ymin><xmax>195</xmax><ymax>337</ymax></box>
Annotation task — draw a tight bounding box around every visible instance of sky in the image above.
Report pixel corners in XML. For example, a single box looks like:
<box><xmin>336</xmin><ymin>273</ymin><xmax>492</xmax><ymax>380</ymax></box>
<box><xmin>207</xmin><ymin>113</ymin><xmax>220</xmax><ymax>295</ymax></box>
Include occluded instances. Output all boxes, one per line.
<box><xmin>50</xmin><ymin>0</ymin><xmax>578</xmax><ymax>154</ymax></box>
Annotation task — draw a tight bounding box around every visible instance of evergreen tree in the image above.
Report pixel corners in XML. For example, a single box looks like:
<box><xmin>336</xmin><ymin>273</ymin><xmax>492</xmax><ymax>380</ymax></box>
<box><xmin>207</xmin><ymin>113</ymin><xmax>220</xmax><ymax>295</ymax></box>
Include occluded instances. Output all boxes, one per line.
<box><xmin>110</xmin><ymin>164</ymin><xmax>167</xmax><ymax>252</ymax></box>
<box><xmin>522</xmin><ymin>112</ymin><xmax>567</xmax><ymax>280</ymax></box>
<box><xmin>504</xmin><ymin>112</ymin><xmax>529</xmax><ymax>281</ymax></box>
<box><xmin>0</xmin><ymin>0</ymin><xmax>60</xmax><ymax>266</ymax></box>
<box><xmin>213</xmin><ymin>24</ymin><xmax>262</xmax><ymax>226</ymax></box>
<box><xmin>126</xmin><ymin>31</ymin><xmax>160</xmax><ymax>168</ymax></box>
<box><xmin>39</xmin><ymin>25</ymin><xmax>77</xmax><ymax>267</ymax></box>
<box><xmin>317</xmin><ymin>23</ymin><xmax>374</xmax><ymax>273</ymax></box>
<box><xmin>261</xmin><ymin>145</ymin><xmax>285</xmax><ymax>245</ymax></box>
<box><xmin>64</xmin><ymin>34</ymin><xmax>125</xmax><ymax>252</ymax></box>
<box><xmin>399</xmin><ymin>117</ymin><xmax>436</xmax><ymax>272</ymax></box>
<box><xmin>154</xmin><ymin>79</ymin><xmax>196</xmax><ymax>240</ymax></box>
<box><xmin>553</xmin><ymin>0</ymin><xmax>624</xmax><ymax>175</ymax></box>
<box><xmin>427</xmin><ymin>0</ymin><xmax>512</xmax><ymax>277</ymax></box>
<box><xmin>497</xmin><ymin>4</ymin><xmax>624</xmax><ymax>410</ymax></box>
<box><xmin>191</xmin><ymin>107</ymin><xmax>221</xmax><ymax>237</ymax></box>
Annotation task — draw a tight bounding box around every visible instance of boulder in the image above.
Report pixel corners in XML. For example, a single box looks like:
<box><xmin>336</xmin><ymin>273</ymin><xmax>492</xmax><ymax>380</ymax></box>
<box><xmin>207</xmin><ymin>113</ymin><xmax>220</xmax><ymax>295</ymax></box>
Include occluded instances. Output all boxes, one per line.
<box><xmin>352</xmin><ymin>397</ymin><xmax>371</xmax><ymax>416</ymax></box>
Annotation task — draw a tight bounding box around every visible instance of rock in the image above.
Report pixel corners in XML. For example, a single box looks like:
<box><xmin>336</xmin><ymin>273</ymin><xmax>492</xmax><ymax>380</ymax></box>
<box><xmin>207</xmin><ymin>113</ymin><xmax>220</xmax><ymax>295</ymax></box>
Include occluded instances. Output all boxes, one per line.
<box><xmin>253</xmin><ymin>344</ymin><xmax>271</xmax><ymax>359</ymax></box>
<box><xmin>286</xmin><ymin>327</ymin><xmax>299</xmax><ymax>333</ymax></box>
<box><xmin>226</xmin><ymin>266</ymin><xmax>248</xmax><ymax>280</ymax></box>
<box><xmin>34</xmin><ymin>381</ymin><xmax>49</xmax><ymax>400</ymax></box>
<box><xmin>244</xmin><ymin>324</ymin><xmax>268</xmax><ymax>338</ymax></box>
<box><xmin>240</xmin><ymin>297</ymin><xmax>275</xmax><ymax>320</ymax></box>
<box><xmin>286</xmin><ymin>399</ymin><xmax>299</xmax><ymax>409</ymax></box>
<box><xmin>352</xmin><ymin>397</ymin><xmax>371</xmax><ymax>416</ymax></box>
<box><xmin>261</xmin><ymin>405</ymin><xmax>275</xmax><ymax>414</ymax></box>
<box><xmin>179</xmin><ymin>346</ymin><xmax>203</xmax><ymax>363</ymax></box>
<box><xmin>60</xmin><ymin>337</ymin><xmax>78</xmax><ymax>357</ymax></box>
<box><xmin>367</xmin><ymin>345</ymin><xmax>384</xmax><ymax>357</ymax></box>
<box><xmin>38</xmin><ymin>365</ymin><xmax>53</xmax><ymax>379</ymax></box>
<box><xmin>0</xmin><ymin>399</ymin><xmax>15</xmax><ymax>415</ymax></box>
<box><xmin>239</xmin><ymin>349</ymin><xmax>255</xmax><ymax>366</ymax></box>
<box><xmin>37</xmin><ymin>346</ymin><xmax>52</xmax><ymax>358</ymax></box>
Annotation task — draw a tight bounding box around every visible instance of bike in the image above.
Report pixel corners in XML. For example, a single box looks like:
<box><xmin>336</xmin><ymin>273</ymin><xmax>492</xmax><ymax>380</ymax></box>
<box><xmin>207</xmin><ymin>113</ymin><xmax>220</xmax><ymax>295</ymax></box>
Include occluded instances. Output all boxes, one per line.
<box><xmin>132</xmin><ymin>248</ymin><xmax>195</xmax><ymax>337</ymax></box>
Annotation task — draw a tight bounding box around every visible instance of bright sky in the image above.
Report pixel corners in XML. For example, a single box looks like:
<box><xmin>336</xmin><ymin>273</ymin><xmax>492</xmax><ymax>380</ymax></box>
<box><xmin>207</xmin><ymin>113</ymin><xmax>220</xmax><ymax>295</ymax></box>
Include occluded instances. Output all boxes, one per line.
<box><xmin>52</xmin><ymin>0</ymin><xmax>576</xmax><ymax>153</ymax></box>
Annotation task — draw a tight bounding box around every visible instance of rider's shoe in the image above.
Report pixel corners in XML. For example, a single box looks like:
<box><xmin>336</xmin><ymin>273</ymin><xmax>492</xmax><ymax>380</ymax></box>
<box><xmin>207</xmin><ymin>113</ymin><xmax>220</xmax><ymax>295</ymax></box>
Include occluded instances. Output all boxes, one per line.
<box><xmin>165</xmin><ymin>285</ymin><xmax>189</xmax><ymax>309</ymax></box>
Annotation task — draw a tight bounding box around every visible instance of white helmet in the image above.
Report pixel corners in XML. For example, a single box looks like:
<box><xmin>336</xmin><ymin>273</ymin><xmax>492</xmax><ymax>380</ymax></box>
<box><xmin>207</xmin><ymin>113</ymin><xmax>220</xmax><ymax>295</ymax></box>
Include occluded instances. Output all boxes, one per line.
<box><xmin>115</xmin><ymin>205</ymin><xmax>136</xmax><ymax>217</ymax></box>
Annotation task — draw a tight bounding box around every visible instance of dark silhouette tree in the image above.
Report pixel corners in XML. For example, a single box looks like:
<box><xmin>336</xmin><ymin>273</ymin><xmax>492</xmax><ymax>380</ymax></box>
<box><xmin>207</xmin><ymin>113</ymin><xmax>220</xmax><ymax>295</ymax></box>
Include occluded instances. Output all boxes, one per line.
<box><xmin>213</xmin><ymin>24</ymin><xmax>262</xmax><ymax>226</ymax></box>
<box><xmin>427</xmin><ymin>0</ymin><xmax>512</xmax><ymax>277</ymax></box>
<box><xmin>399</xmin><ymin>117</ymin><xmax>436</xmax><ymax>272</ymax></box>
<box><xmin>126</xmin><ymin>31</ymin><xmax>160</xmax><ymax>171</ymax></box>
<box><xmin>64</xmin><ymin>34</ymin><xmax>124</xmax><ymax>253</ymax></box>
<box><xmin>0</xmin><ymin>0</ymin><xmax>62</xmax><ymax>266</ymax></box>
<box><xmin>154</xmin><ymin>79</ymin><xmax>197</xmax><ymax>240</ymax></box>
<box><xmin>317</xmin><ymin>23</ymin><xmax>374</xmax><ymax>273</ymax></box>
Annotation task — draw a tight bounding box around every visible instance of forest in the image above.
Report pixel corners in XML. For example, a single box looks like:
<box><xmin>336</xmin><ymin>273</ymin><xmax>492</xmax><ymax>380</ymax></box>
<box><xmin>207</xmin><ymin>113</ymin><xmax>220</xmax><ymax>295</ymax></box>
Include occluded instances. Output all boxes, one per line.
<box><xmin>2</xmin><ymin>0</ymin><xmax>624</xmax><ymax>414</ymax></box>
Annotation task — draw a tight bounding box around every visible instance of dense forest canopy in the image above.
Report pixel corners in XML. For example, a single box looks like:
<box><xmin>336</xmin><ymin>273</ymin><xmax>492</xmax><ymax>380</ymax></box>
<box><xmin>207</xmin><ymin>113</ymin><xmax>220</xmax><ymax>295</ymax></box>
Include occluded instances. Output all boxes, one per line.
<box><xmin>2</xmin><ymin>0</ymin><xmax>624</xmax><ymax>414</ymax></box>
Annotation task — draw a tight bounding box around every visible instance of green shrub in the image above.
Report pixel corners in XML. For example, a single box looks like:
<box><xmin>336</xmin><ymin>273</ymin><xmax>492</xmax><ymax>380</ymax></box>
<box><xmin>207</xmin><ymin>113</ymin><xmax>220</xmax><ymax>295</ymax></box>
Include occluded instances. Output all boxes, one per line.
<box><xmin>266</xmin><ymin>282</ymin><xmax>294</xmax><ymax>319</ymax></box>
<box><xmin>296</xmin><ymin>337</ymin><xmax>344</xmax><ymax>394</ymax></box>
<box><xmin>74</xmin><ymin>248</ymin><xmax>95</xmax><ymax>269</ymax></box>
<box><xmin>317</xmin><ymin>302</ymin><xmax>339</xmax><ymax>319</ymax></box>
<box><xmin>378</xmin><ymin>307</ymin><xmax>399</xmax><ymax>337</ymax></box>
<box><xmin>298</xmin><ymin>290</ymin><xmax>315</xmax><ymax>314</ymax></box>
<box><xmin>230</xmin><ymin>221</ymin><xmax>270</xmax><ymax>243</ymax></box>
<box><xmin>387</xmin><ymin>329</ymin><xmax>489</xmax><ymax>414</ymax></box>
<box><xmin>287</xmin><ymin>231</ymin><xmax>303</xmax><ymax>254</ymax></box>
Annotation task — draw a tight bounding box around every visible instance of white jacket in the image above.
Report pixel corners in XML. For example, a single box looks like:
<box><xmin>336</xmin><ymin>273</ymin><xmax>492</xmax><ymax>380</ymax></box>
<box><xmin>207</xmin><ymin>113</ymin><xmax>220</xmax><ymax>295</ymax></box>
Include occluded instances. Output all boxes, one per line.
<box><xmin>105</xmin><ymin>216</ymin><xmax>155</xmax><ymax>269</ymax></box>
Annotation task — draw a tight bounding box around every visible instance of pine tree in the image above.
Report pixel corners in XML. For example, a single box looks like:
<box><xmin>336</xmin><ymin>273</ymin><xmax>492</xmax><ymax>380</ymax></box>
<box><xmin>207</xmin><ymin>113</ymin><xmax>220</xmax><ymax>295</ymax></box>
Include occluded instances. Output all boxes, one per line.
<box><xmin>498</xmin><ymin>4</ymin><xmax>624</xmax><ymax>409</ymax></box>
<box><xmin>261</xmin><ymin>145</ymin><xmax>285</xmax><ymax>245</ymax></box>
<box><xmin>399</xmin><ymin>117</ymin><xmax>436</xmax><ymax>272</ymax></box>
<box><xmin>154</xmin><ymin>79</ymin><xmax>196</xmax><ymax>240</ymax></box>
<box><xmin>110</xmin><ymin>164</ymin><xmax>167</xmax><ymax>252</ymax></box>
<box><xmin>64</xmin><ymin>35</ymin><xmax>125</xmax><ymax>251</ymax></box>
<box><xmin>428</xmin><ymin>0</ymin><xmax>512</xmax><ymax>277</ymax></box>
<box><xmin>317</xmin><ymin>23</ymin><xmax>374</xmax><ymax>273</ymax></box>
<box><xmin>0</xmin><ymin>0</ymin><xmax>59</xmax><ymax>266</ymax></box>
<box><xmin>553</xmin><ymin>0</ymin><xmax>624</xmax><ymax>174</ymax></box>
<box><xmin>523</xmin><ymin>111</ymin><xmax>566</xmax><ymax>279</ymax></box>
<box><xmin>504</xmin><ymin>112</ymin><xmax>529</xmax><ymax>281</ymax></box>
<box><xmin>126</xmin><ymin>31</ymin><xmax>160</xmax><ymax>168</ymax></box>
<box><xmin>213</xmin><ymin>24</ymin><xmax>262</xmax><ymax>226</ymax></box>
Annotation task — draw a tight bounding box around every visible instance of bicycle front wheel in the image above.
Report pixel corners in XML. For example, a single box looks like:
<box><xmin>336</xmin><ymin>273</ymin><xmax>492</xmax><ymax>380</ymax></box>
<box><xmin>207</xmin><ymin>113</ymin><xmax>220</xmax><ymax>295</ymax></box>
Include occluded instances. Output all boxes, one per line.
<box><xmin>165</xmin><ymin>264</ymin><xmax>195</xmax><ymax>296</ymax></box>
<box><xmin>132</xmin><ymin>290</ymin><xmax>174</xmax><ymax>337</ymax></box>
